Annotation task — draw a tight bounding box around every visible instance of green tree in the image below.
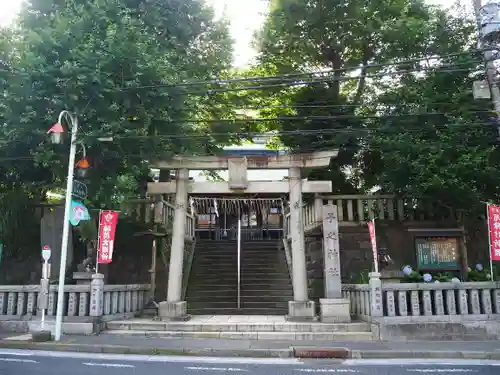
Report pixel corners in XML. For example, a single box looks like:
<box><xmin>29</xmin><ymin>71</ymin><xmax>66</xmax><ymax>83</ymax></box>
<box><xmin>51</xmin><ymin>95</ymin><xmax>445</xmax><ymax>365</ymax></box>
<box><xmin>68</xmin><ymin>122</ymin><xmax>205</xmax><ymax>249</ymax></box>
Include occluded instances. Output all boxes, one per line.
<box><xmin>250</xmin><ymin>0</ymin><xmax>498</xmax><ymax>209</ymax></box>
<box><xmin>361</xmin><ymin>45</ymin><xmax>500</xmax><ymax>213</ymax></box>
<box><xmin>1</xmin><ymin>0</ymin><xmax>234</xmax><ymax>206</ymax></box>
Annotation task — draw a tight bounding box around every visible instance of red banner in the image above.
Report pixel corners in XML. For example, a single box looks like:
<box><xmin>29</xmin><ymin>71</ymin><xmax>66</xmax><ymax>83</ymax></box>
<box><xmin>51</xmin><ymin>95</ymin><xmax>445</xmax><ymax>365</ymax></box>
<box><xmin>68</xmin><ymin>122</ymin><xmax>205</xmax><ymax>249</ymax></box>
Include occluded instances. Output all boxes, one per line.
<box><xmin>488</xmin><ymin>205</ymin><xmax>500</xmax><ymax>261</ymax></box>
<box><xmin>97</xmin><ymin>211</ymin><xmax>119</xmax><ymax>264</ymax></box>
<box><xmin>368</xmin><ymin>220</ymin><xmax>379</xmax><ymax>272</ymax></box>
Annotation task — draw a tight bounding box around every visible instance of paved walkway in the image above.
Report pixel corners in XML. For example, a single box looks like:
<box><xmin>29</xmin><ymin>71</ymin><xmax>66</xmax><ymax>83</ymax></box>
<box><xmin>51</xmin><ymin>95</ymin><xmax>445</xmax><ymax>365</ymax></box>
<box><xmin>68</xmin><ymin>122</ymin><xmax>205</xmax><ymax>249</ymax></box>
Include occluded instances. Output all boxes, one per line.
<box><xmin>2</xmin><ymin>331</ymin><xmax>500</xmax><ymax>359</ymax></box>
<box><xmin>51</xmin><ymin>335</ymin><xmax>500</xmax><ymax>351</ymax></box>
<box><xmin>111</xmin><ymin>315</ymin><xmax>331</xmax><ymax>324</ymax></box>
<box><xmin>3</xmin><ymin>331</ymin><xmax>500</xmax><ymax>352</ymax></box>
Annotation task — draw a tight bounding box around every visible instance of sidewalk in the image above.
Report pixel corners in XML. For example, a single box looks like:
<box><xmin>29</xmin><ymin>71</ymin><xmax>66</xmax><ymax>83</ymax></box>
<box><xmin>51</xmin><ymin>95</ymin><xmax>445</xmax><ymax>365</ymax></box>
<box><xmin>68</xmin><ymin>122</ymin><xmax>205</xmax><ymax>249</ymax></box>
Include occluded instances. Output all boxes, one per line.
<box><xmin>1</xmin><ymin>332</ymin><xmax>500</xmax><ymax>360</ymax></box>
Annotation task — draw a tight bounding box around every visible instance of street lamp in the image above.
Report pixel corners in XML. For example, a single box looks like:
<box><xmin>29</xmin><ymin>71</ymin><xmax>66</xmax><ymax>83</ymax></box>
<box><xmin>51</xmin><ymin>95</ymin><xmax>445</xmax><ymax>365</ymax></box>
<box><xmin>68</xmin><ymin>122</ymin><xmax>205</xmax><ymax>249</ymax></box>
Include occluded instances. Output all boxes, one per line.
<box><xmin>47</xmin><ymin>110</ymin><xmax>79</xmax><ymax>341</ymax></box>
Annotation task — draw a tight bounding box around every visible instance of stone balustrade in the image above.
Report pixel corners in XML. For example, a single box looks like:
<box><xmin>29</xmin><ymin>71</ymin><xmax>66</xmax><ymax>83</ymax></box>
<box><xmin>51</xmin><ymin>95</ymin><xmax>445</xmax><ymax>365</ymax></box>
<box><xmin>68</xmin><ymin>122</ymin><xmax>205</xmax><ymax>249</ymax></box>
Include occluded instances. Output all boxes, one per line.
<box><xmin>379</xmin><ymin>282</ymin><xmax>500</xmax><ymax>322</ymax></box>
<box><xmin>102</xmin><ymin>284</ymin><xmax>149</xmax><ymax>318</ymax></box>
<box><xmin>185</xmin><ymin>212</ymin><xmax>195</xmax><ymax>238</ymax></box>
<box><xmin>343</xmin><ymin>281</ymin><xmax>500</xmax><ymax>323</ymax></box>
<box><xmin>121</xmin><ymin>199</ymin><xmax>195</xmax><ymax>238</ymax></box>
<box><xmin>0</xmin><ymin>283</ymin><xmax>149</xmax><ymax>321</ymax></box>
<box><xmin>284</xmin><ymin>195</ymin><xmax>453</xmax><ymax>234</ymax></box>
<box><xmin>322</xmin><ymin>195</ymin><xmax>425</xmax><ymax>222</ymax></box>
<box><xmin>302</xmin><ymin>202</ymin><xmax>317</xmax><ymax>230</ymax></box>
<box><xmin>342</xmin><ymin>284</ymin><xmax>372</xmax><ymax>320</ymax></box>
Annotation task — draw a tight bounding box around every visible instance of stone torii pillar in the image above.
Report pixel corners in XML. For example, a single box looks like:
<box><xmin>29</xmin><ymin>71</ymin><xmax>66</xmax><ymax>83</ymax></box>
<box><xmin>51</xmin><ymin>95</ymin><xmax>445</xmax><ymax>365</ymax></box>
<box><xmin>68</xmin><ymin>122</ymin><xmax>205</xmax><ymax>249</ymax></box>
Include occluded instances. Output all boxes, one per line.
<box><xmin>158</xmin><ymin>168</ymin><xmax>190</xmax><ymax>320</ymax></box>
<box><xmin>286</xmin><ymin>167</ymin><xmax>315</xmax><ymax>319</ymax></box>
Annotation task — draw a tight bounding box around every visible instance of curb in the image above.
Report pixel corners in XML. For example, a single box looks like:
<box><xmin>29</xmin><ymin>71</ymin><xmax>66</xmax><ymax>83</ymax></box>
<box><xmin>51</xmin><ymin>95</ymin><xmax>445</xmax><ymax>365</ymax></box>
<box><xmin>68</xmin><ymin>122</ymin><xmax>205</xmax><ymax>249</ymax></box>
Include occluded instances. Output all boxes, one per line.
<box><xmin>293</xmin><ymin>347</ymin><xmax>500</xmax><ymax>360</ymax></box>
<box><xmin>351</xmin><ymin>350</ymin><xmax>500</xmax><ymax>360</ymax></box>
<box><xmin>1</xmin><ymin>341</ymin><xmax>500</xmax><ymax>360</ymax></box>
<box><xmin>0</xmin><ymin>341</ymin><xmax>292</xmax><ymax>358</ymax></box>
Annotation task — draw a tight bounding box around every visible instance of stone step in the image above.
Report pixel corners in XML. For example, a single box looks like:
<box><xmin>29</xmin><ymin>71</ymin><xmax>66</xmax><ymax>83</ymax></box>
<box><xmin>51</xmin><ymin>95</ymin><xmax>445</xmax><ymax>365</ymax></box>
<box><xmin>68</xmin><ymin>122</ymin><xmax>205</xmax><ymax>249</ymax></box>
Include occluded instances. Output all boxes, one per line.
<box><xmin>187</xmin><ymin>289</ymin><xmax>292</xmax><ymax>295</ymax></box>
<box><xmin>106</xmin><ymin>320</ymin><xmax>371</xmax><ymax>333</ymax></box>
<box><xmin>187</xmin><ymin>284</ymin><xmax>290</xmax><ymax>289</ymax></box>
<box><xmin>186</xmin><ymin>296</ymin><xmax>292</xmax><ymax>304</ymax></box>
<box><xmin>192</xmin><ymin>279</ymin><xmax>287</xmax><ymax>286</ymax></box>
<box><xmin>190</xmin><ymin>278</ymin><xmax>291</xmax><ymax>283</ymax></box>
<box><xmin>240</xmin><ymin>280</ymin><xmax>292</xmax><ymax>284</ymax></box>
<box><xmin>193</xmin><ymin>260</ymin><xmax>280</xmax><ymax>265</ymax></box>
<box><xmin>190</xmin><ymin>282</ymin><xmax>291</xmax><ymax>288</ymax></box>
<box><xmin>192</xmin><ymin>264</ymin><xmax>283</xmax><ymax>269</ymax></box>
<box><xmin>192</xmin><ymin>272</ymin><xmax>290</xmax><ymax>277</ymax></box>
<box><xmin>189</xmin><ymin>272</ymin><xmax>290</xmax><ymax>277</ymax></box>
<box><xmin>195</xmin><ymin>255</ymin><xmax>281</xmax><ymax>261</ymax></box>
<box><xmin>187</xmin><ymin>305</ymin><xmax>289</xmax><ymax>312</ymax></box>
<box><xmin>197</xmin><ymin>249</ymin><xmax>280</xmax><ymax>254</ymax></box>
<box><xmin>102</xmin><ymin>329</ymin><xmax>373</xmax><ymax>341</ymax></box>
<box><xmin>188</xmin><ymin>240</ymin><xmax>290</xmax><ymax>315</ymax></box>
<box><xmin>192</xmin><ymin>263</ymin><xmax>284</xmax><ymax>269</ymax></box>
<box><xmin>187</xmin><ymin>300</ymin><xmax>289</xmax><ymax>307</ymax></box>
<box><xmin>196</xmin><ymin>247</ymin><xmax>281</xmax><ymax>251</ymax></box>
<box><xmin>185</xmin><ymin>308</ymin><xmax>288</xmax><ymax>315</ymax></box>
<box><xmin>187</xmin><ymin>293</ymin><xmax>292</xmax><ymax>299</ymax></box>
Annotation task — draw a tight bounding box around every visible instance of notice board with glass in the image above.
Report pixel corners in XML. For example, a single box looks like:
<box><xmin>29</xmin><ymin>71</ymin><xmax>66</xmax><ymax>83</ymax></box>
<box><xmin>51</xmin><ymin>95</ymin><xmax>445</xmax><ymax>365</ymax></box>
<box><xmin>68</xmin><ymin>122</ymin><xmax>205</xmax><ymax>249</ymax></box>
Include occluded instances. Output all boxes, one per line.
<box><xmin>415</xmin><ymin>236</ymin><xmax>460</xmax><ymax>270</ymax></box>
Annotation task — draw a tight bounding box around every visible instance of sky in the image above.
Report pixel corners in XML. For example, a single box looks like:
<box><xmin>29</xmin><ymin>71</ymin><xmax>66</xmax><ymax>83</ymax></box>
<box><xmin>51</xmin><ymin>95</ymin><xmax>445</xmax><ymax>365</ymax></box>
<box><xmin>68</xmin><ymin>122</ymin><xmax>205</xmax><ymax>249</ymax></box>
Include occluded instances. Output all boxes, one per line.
<box><xmin>2</xmin><ymin>0</ymin><xmax>464</xmax><ymax>67</ymax></box>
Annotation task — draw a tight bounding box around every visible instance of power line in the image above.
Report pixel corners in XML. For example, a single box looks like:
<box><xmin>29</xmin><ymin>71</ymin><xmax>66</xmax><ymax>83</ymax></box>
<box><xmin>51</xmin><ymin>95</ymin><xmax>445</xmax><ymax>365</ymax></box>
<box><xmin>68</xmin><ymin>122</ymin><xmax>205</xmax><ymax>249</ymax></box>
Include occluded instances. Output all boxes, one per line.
<box><xmin>76</xmin><ymin>120</ymin><xmax>500</xmax><ymax>142</ymax></box>
<box><xmin>137</xmin><ymin>110</ymin><xmax>491</xmax><ymax>124</ymax></box>
<box><xmin>0</xmin><ymin>138</ymin><xmax>496</xmax><ymax>163</ymax></box>
<box><xmin>1</xmin><ymin>107</ymin><xmax>492</xmax><ymax>146</ymax></box>
<box><xmin>173</xmin><ymin>67</ymin><xmax>483</xmax><ymax>96</ymax></box>
<box><xmin>119</xmin><ymin>50</ymin><xmax>485</xmax><ymax>92</ymax></box>
<box><xmin>0</xmin><ymin>117</ymin><xmax>496</xmax><ymax>148</ymax></box>
<box><xmin>229</xmin><ymin>102</ymin><xmax>487</xmax><ymax>110</ymax></box>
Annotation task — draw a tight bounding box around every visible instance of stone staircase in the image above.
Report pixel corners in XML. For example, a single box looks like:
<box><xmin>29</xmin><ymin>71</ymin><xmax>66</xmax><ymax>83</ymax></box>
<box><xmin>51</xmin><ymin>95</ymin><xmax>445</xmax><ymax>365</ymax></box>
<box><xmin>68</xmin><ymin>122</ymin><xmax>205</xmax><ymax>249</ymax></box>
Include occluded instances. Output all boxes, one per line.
<box><xmin>185</xmin><ymin>239</ymin><xmax>292</xmax><ymax>315</ymax></box>
<box><xmin>104</xmin><ymin>240</ymin><xmax>374</xmax><ymax>340</ymax></box>
<box><xmin>104</xmin><ymin>316</ymin><xmax>374</xmax><ymax>340</ymax></box>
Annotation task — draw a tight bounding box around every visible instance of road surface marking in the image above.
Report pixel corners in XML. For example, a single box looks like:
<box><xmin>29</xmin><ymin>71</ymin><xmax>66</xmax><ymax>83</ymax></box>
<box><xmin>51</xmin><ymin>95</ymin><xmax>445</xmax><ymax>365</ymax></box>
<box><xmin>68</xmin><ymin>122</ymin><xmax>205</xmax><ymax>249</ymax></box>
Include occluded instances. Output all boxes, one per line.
<box><xmin>296</xmin><ymin>370</ymin><xmax>359</xmax><ymax>373</ymax></box>
<box><xmin>83</xmin><ymin>362</ymin><xmax>135</xmax><ymax>368</ymax></box>
<box><xmin>0</xmin><ymin>350</ymin><xmax>300</xmax><ymax>365</ymax></box>
<box><xmin>0</xmin><ymin>350</ymin><xmax>33</xmax><ymax>356</ymax></box>
<box><xmin>0</xmin><ymin>358</ymin><xmax>38</xmax><ymax>363</ymax></box>
<box><xmin>407</xmin><ymin>370</ymin><xmax>478</xmax><ymax>373</ymax></box>
<box><xmin>185</xmin><ymin>366</ymin><xmax>249</xmax><ymax>372</ymax></box>
<box><xmin>344</xmin><ymin>359</ymin><xmax>500</xmax><ymax>366</ymax></box>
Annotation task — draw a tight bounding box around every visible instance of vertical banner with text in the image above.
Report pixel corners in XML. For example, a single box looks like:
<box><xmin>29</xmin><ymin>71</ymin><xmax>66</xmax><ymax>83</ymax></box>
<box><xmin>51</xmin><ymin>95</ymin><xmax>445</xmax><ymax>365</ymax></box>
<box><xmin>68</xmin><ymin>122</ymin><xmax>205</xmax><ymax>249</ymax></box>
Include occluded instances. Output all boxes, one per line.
<box><xmin>368</xmin><ymin>219</ymin><xmax>379</xmax><ymax>273</ymax></box>
<box><xmin>97</xmin><ymin>211</ymin><xmax>119</xmax><ymax>264</ymax></box>
<box><xmin>487</xmin><ymin>204</ymin><xmax>500</xmax><ymax>261</ymax></box>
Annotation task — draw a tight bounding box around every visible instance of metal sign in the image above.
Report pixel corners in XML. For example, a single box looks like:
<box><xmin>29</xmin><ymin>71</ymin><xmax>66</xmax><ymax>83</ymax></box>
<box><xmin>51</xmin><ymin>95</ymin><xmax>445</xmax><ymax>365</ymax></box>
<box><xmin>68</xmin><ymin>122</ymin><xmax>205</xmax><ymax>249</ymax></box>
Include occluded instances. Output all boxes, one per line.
<box><xmin>42</xmin><ymin>245</ymin><xmax>51</xmax><ymax>261</ymax></box>
<box><xmin>72</xmin><ymin>180</ymin><xmax>88</xmax><ymax>200</ymax></box>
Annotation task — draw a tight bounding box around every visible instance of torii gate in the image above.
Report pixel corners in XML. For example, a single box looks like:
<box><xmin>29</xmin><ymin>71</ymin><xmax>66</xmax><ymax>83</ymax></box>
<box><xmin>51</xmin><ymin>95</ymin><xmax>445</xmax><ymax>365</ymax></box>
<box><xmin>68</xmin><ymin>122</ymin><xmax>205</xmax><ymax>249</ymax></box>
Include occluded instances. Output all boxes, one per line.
<box><xmin>147</xmin><ymin>150</ymin><xmax>338</xmax><ymax>321</ymax></box>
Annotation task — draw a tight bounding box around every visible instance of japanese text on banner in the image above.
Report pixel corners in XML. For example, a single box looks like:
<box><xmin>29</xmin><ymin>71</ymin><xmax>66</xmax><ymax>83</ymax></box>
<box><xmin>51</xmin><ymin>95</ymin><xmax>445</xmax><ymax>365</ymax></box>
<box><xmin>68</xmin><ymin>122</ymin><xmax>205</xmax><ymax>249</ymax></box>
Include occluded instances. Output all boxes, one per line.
<box><xmin>368</xmin><ymin>220</ymin><xmax>379</xmax><ymax>272</ymax></box>
<box><xmin>488</xmin><ymin>205</ymin><xmax>500</xmax><ymax>261</ymax></box>
<box><xmin>97</xmin><ymin>211</ymin><xmax>119</xmax><ymax>264</ymax></box>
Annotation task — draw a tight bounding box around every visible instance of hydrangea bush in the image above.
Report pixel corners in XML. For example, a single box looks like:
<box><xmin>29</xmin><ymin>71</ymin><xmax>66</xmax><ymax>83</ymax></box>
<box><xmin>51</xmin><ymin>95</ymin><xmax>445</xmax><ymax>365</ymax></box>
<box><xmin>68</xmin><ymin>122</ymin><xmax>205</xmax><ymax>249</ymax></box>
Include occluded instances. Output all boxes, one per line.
<box><xmin>400</xmin><ymin>263</ymin><xmax>493</xmax><ymax>283</ymax></box>
<box><xmin>400</xmin><ymin>265</ymin><xmax>452</xmax><ymax>283</ymax></box>
<box><xmin>467</xmin><ymin>263</ymin><xmax>492</xmax><ymax>282</ymax></box>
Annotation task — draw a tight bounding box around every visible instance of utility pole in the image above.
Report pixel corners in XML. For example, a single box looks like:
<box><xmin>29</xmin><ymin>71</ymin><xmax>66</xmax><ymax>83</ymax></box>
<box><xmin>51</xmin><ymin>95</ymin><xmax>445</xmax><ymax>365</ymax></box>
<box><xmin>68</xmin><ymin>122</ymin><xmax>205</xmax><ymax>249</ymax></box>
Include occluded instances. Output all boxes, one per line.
<box><xmin>473</xmin><ymin>0</ymin><xmax>500</xmax><ymax>138</ymax></box>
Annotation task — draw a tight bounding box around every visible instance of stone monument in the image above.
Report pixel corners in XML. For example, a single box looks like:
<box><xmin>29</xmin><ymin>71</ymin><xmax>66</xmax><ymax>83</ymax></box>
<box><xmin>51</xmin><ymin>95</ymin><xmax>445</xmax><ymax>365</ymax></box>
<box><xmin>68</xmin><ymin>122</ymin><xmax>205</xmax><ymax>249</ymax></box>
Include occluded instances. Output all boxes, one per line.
<box><xmin>74</xmin><ymin>240</ymin><xmax>97</xmax><ymax>285</ymax></box>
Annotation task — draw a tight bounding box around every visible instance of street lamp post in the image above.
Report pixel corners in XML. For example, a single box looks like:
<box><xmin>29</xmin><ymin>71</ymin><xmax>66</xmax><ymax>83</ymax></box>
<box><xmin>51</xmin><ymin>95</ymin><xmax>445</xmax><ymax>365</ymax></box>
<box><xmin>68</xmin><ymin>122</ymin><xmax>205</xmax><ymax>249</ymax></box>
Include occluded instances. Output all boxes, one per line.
<box><xmin>47</xmin><ymin>110</ymin><xmax>79</xmax><ymax>341</ymax></box>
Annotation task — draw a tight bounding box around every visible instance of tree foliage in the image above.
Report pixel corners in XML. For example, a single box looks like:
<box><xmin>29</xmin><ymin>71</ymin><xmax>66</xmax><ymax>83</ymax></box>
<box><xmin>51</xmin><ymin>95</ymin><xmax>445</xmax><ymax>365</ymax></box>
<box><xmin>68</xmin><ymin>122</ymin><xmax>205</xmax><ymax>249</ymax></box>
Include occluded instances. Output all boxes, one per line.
<box><xmin>249</xmin><ymin>0</ymin><xmax>500</xmax><ymax>210</ymax></box>
<box><xmin>0</xmin><ymin>0</ymin><xmax>234</xmax><ymax>206</ymax></box>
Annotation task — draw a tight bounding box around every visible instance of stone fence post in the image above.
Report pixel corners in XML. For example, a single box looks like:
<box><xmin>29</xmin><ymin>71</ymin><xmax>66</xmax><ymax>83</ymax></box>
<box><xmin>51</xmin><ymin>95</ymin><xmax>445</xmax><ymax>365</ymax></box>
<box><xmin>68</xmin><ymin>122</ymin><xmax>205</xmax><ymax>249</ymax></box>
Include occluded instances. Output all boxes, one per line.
<box><xmin>90</xmin><ymin>273</ymin><xmax>104</xmax><ymax>333</ymax></box>
<box><xmin>369</xmin><ymin>272</ymin><xmax>383</xmax><ymax>319</ymax></box>
<box><xmin>314</xmin><ymin>196</ymin><xmax>323</xmax><ymax>223</ymax></box>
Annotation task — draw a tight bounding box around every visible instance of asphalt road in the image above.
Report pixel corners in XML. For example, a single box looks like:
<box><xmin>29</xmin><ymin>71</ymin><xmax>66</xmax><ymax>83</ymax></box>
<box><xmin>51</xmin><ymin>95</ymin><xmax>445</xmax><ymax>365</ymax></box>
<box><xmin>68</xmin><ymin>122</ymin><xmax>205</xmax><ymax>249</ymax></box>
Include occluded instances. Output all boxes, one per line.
<box><xmin>0</xmin><ymin>349</ymin><xmax>499</xmax><ymax>375</ymax></box>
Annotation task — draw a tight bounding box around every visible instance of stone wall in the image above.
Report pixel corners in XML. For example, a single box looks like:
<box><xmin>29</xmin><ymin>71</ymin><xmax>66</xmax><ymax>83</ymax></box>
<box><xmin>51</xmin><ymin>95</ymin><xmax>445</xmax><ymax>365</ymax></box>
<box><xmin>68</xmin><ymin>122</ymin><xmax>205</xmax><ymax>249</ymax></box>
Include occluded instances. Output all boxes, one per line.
<box><xmin>305</xmin><ymin>235</ymin><xmax>323</xmax><ymax>309</ymax></box>
<box><xmin>305</xmin><ymin>220</ymin><xmax>489</xmax><ymax>301</ymax></box>
<box><xmin>0</xmin><ymin>255</ymin><xmax>41</xmax><ymax>285</ymax></box>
